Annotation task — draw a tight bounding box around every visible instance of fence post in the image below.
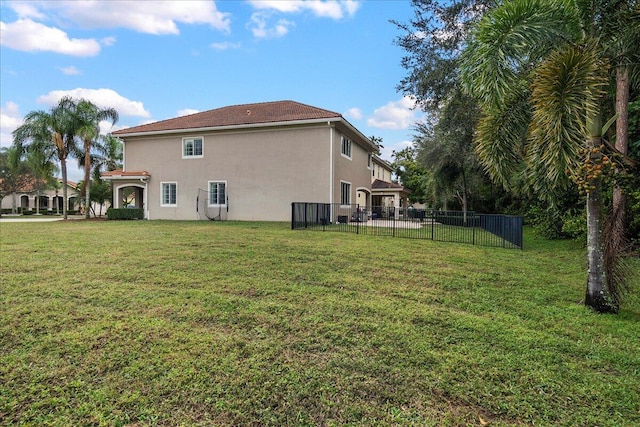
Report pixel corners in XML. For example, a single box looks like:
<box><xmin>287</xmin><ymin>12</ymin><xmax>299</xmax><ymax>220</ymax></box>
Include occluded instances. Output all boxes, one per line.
<box><xmin>472</xmin><ymin>215</ymin><xmax>476</xmax><ymax>246</ymax></box>
<box><xmin>304</xmin><ymin>203</ymin><xmax>308</xmax><ymax>229</ymax></box>
<box><xmin>431</xmin><ymin>210</ymin><xmax>434</xmax><ymax>240</ymax></box>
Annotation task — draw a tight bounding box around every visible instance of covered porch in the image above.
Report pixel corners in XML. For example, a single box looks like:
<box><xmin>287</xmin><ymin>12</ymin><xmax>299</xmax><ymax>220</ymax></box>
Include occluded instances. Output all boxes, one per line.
<box><xmin>101</xmin><ymin>170</ymin><xmax>150</xmax><ymax>218</ymax></box>
<box><xmin>370</xmin><ymin>179</ymin><xmax>411</xmax><ymax>220</ymax></box>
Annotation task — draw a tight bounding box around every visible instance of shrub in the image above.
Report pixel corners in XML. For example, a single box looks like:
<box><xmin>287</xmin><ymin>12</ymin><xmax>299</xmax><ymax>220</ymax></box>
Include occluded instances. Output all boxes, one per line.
<box><xmin>106</xmin><ymin>208</ymin><xmax>143</xmax><ymax>220</ymax></box>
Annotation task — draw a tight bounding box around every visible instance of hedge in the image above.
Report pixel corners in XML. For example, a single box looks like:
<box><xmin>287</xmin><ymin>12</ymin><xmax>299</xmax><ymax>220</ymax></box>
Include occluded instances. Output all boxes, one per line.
<box><xmin>106</xmin><ymin>208</ymin><xmax>144</xmax><ymax>220</ymax></box>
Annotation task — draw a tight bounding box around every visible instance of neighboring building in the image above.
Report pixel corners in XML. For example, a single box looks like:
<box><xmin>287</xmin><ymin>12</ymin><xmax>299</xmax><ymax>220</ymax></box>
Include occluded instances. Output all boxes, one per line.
<box><xmin>366</xmin><ymin>156</ymin><xmax>410</xmax><ymax>219</ymax></box>
<box><xmin>0</xmin><ymin>178</ymin><xmax>82</xmax><ymax>214</ymax></box>
<box><xmin>103</xmin><ymin>100</ymin><xmax>379</xmax><ymax>221</ymax></box>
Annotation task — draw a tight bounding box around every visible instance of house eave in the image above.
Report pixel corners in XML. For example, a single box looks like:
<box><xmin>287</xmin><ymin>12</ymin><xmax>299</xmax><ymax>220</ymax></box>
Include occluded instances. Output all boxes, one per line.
<box><xmin>115</xmin><ymin>116</ymin><xmax>378</xmax><ymax>152</ymax></box>
<box><xmin>114</xmin><ymin>117</ymin><xmax>343</xmax><ymax>138</ymax></box>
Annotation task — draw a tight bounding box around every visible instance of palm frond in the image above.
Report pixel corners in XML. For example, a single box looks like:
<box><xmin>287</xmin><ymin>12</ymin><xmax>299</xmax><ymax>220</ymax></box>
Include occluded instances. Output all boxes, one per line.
<box><xmin>474</xmin><ymin>90</ymin><xmax>532</xmax><ymax>191</ymax></box>
<box><xmin>528</xmin><ymin>42</ymin><xmax>609</xmax><ymax>194</ymax></box>
<box><xmin>461</xmin><ymin>0</ymin><xmax>581</xmax><ymax>108</ymax></box>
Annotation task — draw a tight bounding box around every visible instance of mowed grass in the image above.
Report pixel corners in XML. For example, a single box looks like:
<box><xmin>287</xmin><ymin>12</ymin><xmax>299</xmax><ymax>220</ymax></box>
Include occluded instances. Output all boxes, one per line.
<box><xmin>1</xmin><ymin>220</ymin><xmax>639</xmax><ymax>427</ymax></box>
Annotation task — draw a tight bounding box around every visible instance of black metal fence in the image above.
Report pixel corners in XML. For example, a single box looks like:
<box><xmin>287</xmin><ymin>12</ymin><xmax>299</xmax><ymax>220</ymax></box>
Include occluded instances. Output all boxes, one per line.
<box><xmin>291</xmin><ymin>203</ymin><xmax>523</xmax><ymax>249</ymax></box>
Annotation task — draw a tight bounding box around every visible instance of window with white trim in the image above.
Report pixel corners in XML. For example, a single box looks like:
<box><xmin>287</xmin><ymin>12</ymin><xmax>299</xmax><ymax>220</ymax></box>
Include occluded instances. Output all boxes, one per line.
<box><xmin>340</xmin><ymin>181</ymin><xmax>351</xmax><ymax>206</ymax></box>
<box><xmin>161</xmin><ymin>182</ymin><xmax>177</xmax><ymax>206</ymax></box>
<box><xmin>182</xmin><ymin>137</ymin><xmax>203</xmax><ymax>158</ymax></box>
<box><xmin>341</xmin><ymin>136</ymin><xmax>352</xmax><ymax>158</ymax></box>
<box><xmin>208</xmin><ymin>181</ymin><xmax>226</xmax><ymax>206</ymax></box>
<box><xmin>367</xmin><ymin>153</ymin><xmax>372</xmax><ymax>168</ymax></box>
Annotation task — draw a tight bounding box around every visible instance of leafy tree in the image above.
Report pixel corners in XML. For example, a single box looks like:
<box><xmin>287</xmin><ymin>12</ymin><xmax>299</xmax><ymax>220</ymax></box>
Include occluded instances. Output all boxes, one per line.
<box><xmin>414</xmin><ymin>89</ymin><xmax>482</xmax><ymax>221</ymax></box>
<box><xmin>390</xmin><ymin>146</ymin><xmax>431</xmax><ymax>204</ymax></box>
<box><xmin>24</xmin><ymin>144</ymin><xmax>57</xmax><ymax>215</ymax></box>
<box><xmin>0</xmin><ymin>146</ymin><xmax>30</xmax><ymax>214</ymax></box>
<box><xmin>89</xmin><ymin>178</ymin><xmax>112</xmax><ymax>217</ymax></box>
<box><xmin>460</xmin><ymin>0</ymin><xmax>639</xmax><ymax>313</ymax></box>
<box><xmin>13</xmin><ymin>97</ymin><xmax>78</xmax><ymax>219</ymax></box>
<box><xmin>368</xmin><ymin>136</ymin><xmax>384</xmax><ymax>156</ymax></box>
<box><xmin>393</xmin><ymin>0</ymin><xmax>493</xmax><ymax>112</ymax></box>
<box><xmin>74</xmin><ymin>100</ymin><xmax>118</xmax><ymax>219</ymax></box>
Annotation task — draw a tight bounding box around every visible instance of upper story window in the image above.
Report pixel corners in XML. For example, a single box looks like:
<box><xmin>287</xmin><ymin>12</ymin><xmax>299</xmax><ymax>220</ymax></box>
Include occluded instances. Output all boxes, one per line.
<box><xmin>182</xmin><ymin>137</ymin><xmax>203</xmax><ymax>158</ymax></box>
<box><xmin>367</xmin><ymin>153</ymin><xmax>372</xmax><ymax>168</ymax></box>
<box><xmin>341</xmin><ymin>136</ymin><xmax>352</xmax><ymax>159</ymax></box>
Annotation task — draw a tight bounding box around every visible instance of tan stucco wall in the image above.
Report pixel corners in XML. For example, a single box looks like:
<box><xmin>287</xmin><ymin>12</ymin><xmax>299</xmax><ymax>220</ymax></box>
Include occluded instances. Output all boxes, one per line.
<box><xmin>123</xmin><ymin>124</ymin><xmax>339</xmax><ymax>221</ymax></box>
<box><xmin>332</xmin><ymin>128</ymin><xmax>373</xmax><ymax>208</ymax></box>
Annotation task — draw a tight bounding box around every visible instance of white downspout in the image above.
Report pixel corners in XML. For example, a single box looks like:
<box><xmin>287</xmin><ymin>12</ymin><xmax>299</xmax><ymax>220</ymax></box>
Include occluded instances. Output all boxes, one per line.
<box><xmin>329</xmin><ymin>123</ymin><xmax>333</xmax><ymax>205</ymax></box>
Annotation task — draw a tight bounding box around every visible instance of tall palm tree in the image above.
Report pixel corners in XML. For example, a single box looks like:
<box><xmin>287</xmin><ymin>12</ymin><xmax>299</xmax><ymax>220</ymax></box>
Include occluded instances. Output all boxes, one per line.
<box><xmin>25</xmin><ymin>144</ymin><xmax>57</xmax><ymax>215</ymax></box>
<box><xmin>74</xmin><ymin>100</ymin><xmax>118</xmax><ymax>219</ymax></box>
<box><xmin>461</xmin><ymin>0</ymin><xmax>638</xmax><ymax>313</ymax></box>
<box><xmin>13</xmin><ymin>97</ymin><xmax>77</xmax><ymax>219</ymax></box>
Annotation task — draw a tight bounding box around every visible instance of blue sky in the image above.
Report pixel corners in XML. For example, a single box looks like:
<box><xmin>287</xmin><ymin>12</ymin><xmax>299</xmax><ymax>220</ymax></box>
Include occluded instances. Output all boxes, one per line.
<box><xmin>0</xmin><ymin>0</ymin><xmax>423</xmax><ymax>181</ymax></box>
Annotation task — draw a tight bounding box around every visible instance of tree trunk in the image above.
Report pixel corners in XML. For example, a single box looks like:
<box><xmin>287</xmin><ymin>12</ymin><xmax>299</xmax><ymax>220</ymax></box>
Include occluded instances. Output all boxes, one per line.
<box><xmin>584</xmin><ymin>136</ymin><xmax>616</xmax><ymax>313</ymax></box>
<box><xmin>612</xmin><ymin>66</ymin><xmax>629</xmax><ymax>230</ymax></box>
<box><xmin>84</xmin><ymin>139</ymin><xmax>91</xmax><ymax>219</ymax></box>
<box><xmin>11</xmin><ymin>192</ymin><xmax>17</xmax><ymax>214</ymax></box>
<box><xmin>61</xmin><ymin>156</ymin><xmax>68</xmax><ymax>220</ymax></box>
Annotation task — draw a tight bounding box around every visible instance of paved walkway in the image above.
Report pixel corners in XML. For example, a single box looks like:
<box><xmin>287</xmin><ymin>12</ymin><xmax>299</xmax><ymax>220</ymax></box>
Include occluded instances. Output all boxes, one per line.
<box><xmin>0</xmin><ymin>215</ymin><xmax>86</xmax><ymax>223</ymax></box>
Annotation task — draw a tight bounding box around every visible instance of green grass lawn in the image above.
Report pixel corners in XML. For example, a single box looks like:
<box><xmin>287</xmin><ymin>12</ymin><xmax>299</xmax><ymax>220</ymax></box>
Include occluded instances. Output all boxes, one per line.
<box><xmin>1</xmin><ymin>220</ymin><xmax>639</xmax><ymax>426</ymax></box>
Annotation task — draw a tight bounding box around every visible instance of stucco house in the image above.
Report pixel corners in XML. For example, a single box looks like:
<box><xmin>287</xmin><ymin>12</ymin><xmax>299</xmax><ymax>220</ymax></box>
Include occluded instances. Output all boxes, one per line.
<box><xmin>0</xmin><ymin>178</ymin><xmax>81</xmax><ymax>214</ymax></box>
<box><xmin>103</xmin><ymin>100</ymin><xmax>379</xmax><ymax>221</ymax></box>
<box><xmin>368</xmin><ymin>156</ymin><xmax>410</xmax><ymax>214</ymax></box>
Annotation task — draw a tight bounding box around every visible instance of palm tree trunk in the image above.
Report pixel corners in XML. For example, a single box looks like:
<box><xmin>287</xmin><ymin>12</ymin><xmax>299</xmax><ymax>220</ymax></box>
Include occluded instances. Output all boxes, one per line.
<box><xmin>612</xmin><ymin>66</ymin><xmax>629</xmax><ymax>230</ymax></box>
<box><xmin>84</xmin><ymin>139</ymin><xmax>91</xmax><ymax>219</ymax></box>
<box><xmin>584</xmin><ymin>135</ymin><xmax>616</xmax><ymax>313</ymax></box>
<box><xmin>61</xmin><ymin>156</ymin><xmax>68</xmax><ymax>220</ymax></box>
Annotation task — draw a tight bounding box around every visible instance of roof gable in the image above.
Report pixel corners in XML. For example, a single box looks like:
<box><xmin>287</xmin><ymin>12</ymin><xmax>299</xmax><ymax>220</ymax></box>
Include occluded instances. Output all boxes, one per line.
<box><xmin>113</xmin><ymin>100</ymin><xmax>342</xmax><ymax>135</ymax></box>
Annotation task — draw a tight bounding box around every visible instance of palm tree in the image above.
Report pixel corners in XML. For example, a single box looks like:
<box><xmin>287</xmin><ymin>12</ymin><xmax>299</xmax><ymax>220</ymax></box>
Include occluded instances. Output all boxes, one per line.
<box><xmin>74</xmin><ymin>100</ymin><xmax>118</xmax><ymax>219</ymax></box>
<box><xmin>93</xmin><ymin>133</ymin><xmax>124</xmax><ymax>177</ymax></box>
<box><xmin>13</xmin><ymin>97</ymin><xmax>78</xmax><ymax>219</ymax></box>
<box><xmin>25</xmin><ymin>145</ymin><xmax>57</xmax><ymax>215</ymax></box>
<box><xmin>461</xmin><ymin>0</ymin><xmax>639</xmax><ymax>313</ymax></box>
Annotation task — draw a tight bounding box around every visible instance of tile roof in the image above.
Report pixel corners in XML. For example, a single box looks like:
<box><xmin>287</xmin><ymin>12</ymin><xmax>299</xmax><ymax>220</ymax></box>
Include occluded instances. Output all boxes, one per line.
<box><xmin>371</xmin><ymin>179</ymin><xmax>404</xmax><ymax>190</ymax></box>
<box><xmin>113</xmin><ymin>100</ymin><xmax>342</xmax><ymax>135</ymax></box>
<box><xmin>101</xmin><ymin>170</ymin><xmax>150</xmax><ymax>177</ymax></box>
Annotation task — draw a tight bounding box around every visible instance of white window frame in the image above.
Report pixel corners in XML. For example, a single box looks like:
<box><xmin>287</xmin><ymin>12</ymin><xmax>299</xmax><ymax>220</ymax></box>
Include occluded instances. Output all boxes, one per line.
<box><xmin>340</xmin><ymin>180</ymin><xmax>351</xmax><ymax>207</ymax></box>
<box><xmin>341</xmin><ymin>136</ymin><xmax>352</xmax><ymax>159</ymax></box>
<box><xmin>208</xmin><ymin>180</ymin><xmax>227</xmax><ymax>207</ymax></box>
<box><xmin>367</xmin><ymin>153</ymin><xmax>372</xmax><ymax>169</ymax></box>
<box><xmin>182</xmin><ymin>136</ymin><xmax>204</xmax><ymax>159</ymax></box>
<box><xmin>160</xmin><ymin>182</ymin><xmax>177</xmax><ymax>207</ymax></box>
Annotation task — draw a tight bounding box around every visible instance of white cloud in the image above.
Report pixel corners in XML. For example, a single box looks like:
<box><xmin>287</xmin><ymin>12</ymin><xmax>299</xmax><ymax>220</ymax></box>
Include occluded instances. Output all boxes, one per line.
<box><xmin>58</xmin><ymin>66</ymin><xmax>82</xmax><ymax>75</ymax></box>
<box><xmin>37</xmin><ymin>88</ymin><xmax>151</xmax><ymax>118</ymax></box>
<box><xmin>344</xmin><ymin>107</ymin><xmax>363</xmax><ymax>120</ymax></box>
<box><xmin>367</xmin><ymin>97</ymin><xmax>420</xmax><ymax>130</ymax></box>
<box><xmin>248</xmin><ymin>0</ymin><xmax>361</xmax><ymax>19</ymax></box>
<box><xmin>7</xmin><ymin>2</ymin><xmax>45</xmax><ymax>20</ymax></box>
<box><xmin>210</xmin><ymin>41</ymin><xmax>241</xmax><ymax>50</ymax></box>
<box><xmin>380</xmin><ymin>140</ymin><xmax>413</xmax><ymax>162</ymax></box>
<box><xmin>0</xmin><ymin>19</ymin><xmax>101</xmax><ymax>56</ymax></box>
<box><xmin>177</xmin><ymin>109</ymin><xmax>200</xmax><ymax>117</ymax></box>
<box><xmin>249</xmin><ymin>12</ymin><xmax>295</xmax><ymax>38</ymax></box>
<box><xmin>16</xmin><ymin>1</ymin><xmax>231</xmax><ymax>35</ymax></box>
<box><xmin>0</xmin><ymin>102</ymin><xmax>23</xmax><ymax>147</ymax></box>
<box><xmin>101</xmin><ymin>36</ymin><xmax>117</xmax><ymax>46</ymax></box>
